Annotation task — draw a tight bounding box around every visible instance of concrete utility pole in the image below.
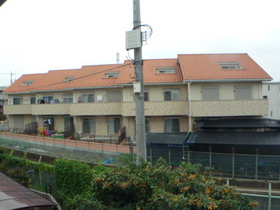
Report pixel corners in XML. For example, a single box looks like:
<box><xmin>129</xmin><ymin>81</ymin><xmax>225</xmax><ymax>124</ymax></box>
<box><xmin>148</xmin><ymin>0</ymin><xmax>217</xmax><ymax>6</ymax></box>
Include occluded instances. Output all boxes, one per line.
<box><xmin>133</xmin><ymin>0</ymin><xmax>146</xmax><ymax>165</ymax></box>
<box><xmin>0</xmin><ymin>0</ymin><xmax>7</xmax><ymax>7</ymax></box>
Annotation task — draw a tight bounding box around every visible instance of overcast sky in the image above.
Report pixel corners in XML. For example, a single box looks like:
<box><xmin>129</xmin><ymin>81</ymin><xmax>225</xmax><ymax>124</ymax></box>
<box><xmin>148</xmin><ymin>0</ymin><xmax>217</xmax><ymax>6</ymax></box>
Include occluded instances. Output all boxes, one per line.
<box><xmin>0</xmin><ymin>0</ymin><xmax>279</xmax><ymax>86</ymax></box>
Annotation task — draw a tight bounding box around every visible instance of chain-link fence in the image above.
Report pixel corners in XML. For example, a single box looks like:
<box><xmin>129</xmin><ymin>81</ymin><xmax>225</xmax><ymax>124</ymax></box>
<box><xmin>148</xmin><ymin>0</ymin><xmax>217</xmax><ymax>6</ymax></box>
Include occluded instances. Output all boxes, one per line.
<box><xmin>147</xmin><ymin>145</ymin><xmax>280</xmax><ymax>181</ymax></box>
<box><xmin>0</xmin><ymin>132</ymin><xmax>135</xmax><ymax>166</ymax></box>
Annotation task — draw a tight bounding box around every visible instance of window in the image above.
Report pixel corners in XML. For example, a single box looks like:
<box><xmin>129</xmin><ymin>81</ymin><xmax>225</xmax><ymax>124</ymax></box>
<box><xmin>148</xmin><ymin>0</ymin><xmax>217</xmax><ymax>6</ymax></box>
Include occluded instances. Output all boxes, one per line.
<box><xmin>219</xmin><ymin>62</ymin><xmax>242</xmax><ymax>69</ymax></box>
<box><xmin>64</xmin><ymin>116</ymin><xmax>74</xmax><ymax>128</ymax></box>
<box><xmin>156</xmin><ymin>66</ymin><xmax>175</xmax><ymax>74</ymax></box>
<box><xmin>82</xmin><ymin>118</ymin><xmax>95</xmax><ymax>134</ymax></box>
<box><xmin>80</xmin><ymin>93</ymin><xmax>94</xmax><ymax>103</ymax></box>
<box><xmin>144</xmin><ymin>91</ymin><xmax>149</xmax><ymax>101</ymax></box>
<box><xmin>104</xmin><ymin>72</ymin><xmax>120</xmax><ymax>78</ymax></box>
<box><xmin>63</xmin><ymin>76</ymin><xmax>74</xmax><ymax>82</ymax></box>
<box><xmin>202</xmin><ymin>86</ymin><xmax>219</xmax><ymax>101</ymax></box>
<box><xmin>107</xmin><ymin>91</ymin><xmax>121</xmax><ymax>102</ymax></box>
<box><xmin>263</xmin><ymin>95</ymin><xmax>268</xmax><ymax>99</ymax></box>
<box><xmin>43</xmin><ymin>117</ymin><xmax>54</xmax><ymax>130</ymax></box>
<box><xmin>13</xmin><ymin>97</ymin><xmax>22</xmax><ymax>105</ymax></box>
<box><xmin>43</xmin><ymin>95</ymin><xmax>53</xmax><ymax>103</ymax></box>
<box><xmin>234</xmin><ymin>85</ymin><xmax>252</xmax><ymax>100</ymax></box>
<box><xmin>164</xmin><ymin>90</ymin><xmax>179</xmax><ymax>101</ymax></box>
<box><xmin>108</xmin><ymin>117</ymin><xmax>121</xmax><ymax>134</ymax></box>
<box><xmin>30</xmin><ymin>96</ymin><xmax>36</xmax><ymax>104</ymax></box>
<box><xmin>63</xmin><ymin>93</ymin><xmax>73</xmax><ymax>103</ymax></box>
<box><xmin>145</xmin><ymin>118</ymin><xmax>150</xmax><ymax>133</ymax></box>
<box><xmin>14</xmin><ymin>116</ymin><xmax>23</xmax><ymax>129</ymax></box>
<box><xmin>21</xmin><ymin>80</ymin><xmax>34</xmax><ymax>86</ymax></box>
<box><xmin>165</xmin><ymin>118</ymin><xmax>179</xmax><ymax>133</ymax></box>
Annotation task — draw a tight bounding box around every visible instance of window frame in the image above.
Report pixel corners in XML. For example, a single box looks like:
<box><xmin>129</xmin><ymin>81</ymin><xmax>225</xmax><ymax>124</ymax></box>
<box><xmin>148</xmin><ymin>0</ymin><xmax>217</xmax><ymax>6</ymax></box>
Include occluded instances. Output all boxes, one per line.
<box><xmin>30</xmin><ymin>96</ymin><xmax>36</xmax><ymax>104</ymax></box>
<box><xmin>104</xmin><ymin>72</ymin><xmax>120</xmax><ymax>78</ymax></box>
<box><xmin>21</xmin><ymin>80</ymin><xmax>34</xmax><ymax>86</ymax></box>
<box><xmin>164</xmin><ymin>118</ymin><xmax>180</xmax><ymax>133</ymax></box>
<box><xmin>63</xmin><ymin>93</ymin><xmax>73</xmax><ymax>103</ymax></box>
<box><xmin>164</xmin><ymin>89</ymin><xmax>180</xmax><ymax>101</ymax></box>
<box><xmin>234</xmin><ymin>85</ymin><xmax>253</xmax><ymax>100</ymax></box>
<box><xmin>107</xmin><ymin>91</ymin><xmax>121</xmax><ymax>102</ymax></box>
<box><xmin>219</xmin><ymin>62</ymin><xmax>242</xmax><ymax>69</ymax></box>
<box><xmin>107</xmin><ymin>117</ymin><xmax>121</xmax><ymax>134</ymax></box>
<box><xmin>144</xmin><ymin>91</ymin><xmax>149</xmax><ymax>101</ymax></box>
<box><xmin>156</xmin><ymin>66</ymin><xmax>175</xmax><ymax>74</ymax></box>
<box><xmin>13</xmin><ymin>97</ymin><xmax>22</xmax><ymax>105</ymax></box>
<box><xmin>82</xmin><ymin>117</ymin><xmax>95</xmax><ymax>134</ymax></box>
<box><xmin>201</xmin><ymin>86</ymin><xmax>220</xmax><ymax>101</ymax></box>
<box><xmin>79</xmin><ymin>93</ymin><xmax>95</xmax><ymax>103</ymax></box>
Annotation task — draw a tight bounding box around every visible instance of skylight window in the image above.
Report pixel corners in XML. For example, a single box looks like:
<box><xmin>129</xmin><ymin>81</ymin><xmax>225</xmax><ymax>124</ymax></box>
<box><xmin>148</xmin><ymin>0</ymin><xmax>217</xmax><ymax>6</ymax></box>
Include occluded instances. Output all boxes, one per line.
<box><xmin>219</xmin><ymin>62</ymin><xmax>242</xmax><ymax>69</ymax></box>
<box><xmin>21</xmin><ymin>80</ymin><xmax>34</xmax><ymax>86</ymax></box>
<box><xmin>104</xmin><ymin>72</ymin><xmax>120</xmax><ymax>78</ymax></box>
<box><xmin>63</xmin><ymin>76</ymin><xmax>74</xmax><ymax>82</ymax></box>
<box><xmin>156</xmin><ymin>66</ymin><xmax>175</xmax><ymax>74</ymax></box>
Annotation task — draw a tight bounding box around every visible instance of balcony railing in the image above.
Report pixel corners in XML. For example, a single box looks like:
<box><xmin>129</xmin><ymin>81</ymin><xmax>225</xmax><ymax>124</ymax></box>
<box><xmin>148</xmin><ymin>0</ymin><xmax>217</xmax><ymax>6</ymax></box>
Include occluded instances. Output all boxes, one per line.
<box><xmin>4</xmin><ymin>99</ymin><xmax>267</xmax><ymax>117</ymax></box>
<box><xmin>190</xmin><ymin>99</ymin><xmax>268</xmax><ymax>117</ymax></box>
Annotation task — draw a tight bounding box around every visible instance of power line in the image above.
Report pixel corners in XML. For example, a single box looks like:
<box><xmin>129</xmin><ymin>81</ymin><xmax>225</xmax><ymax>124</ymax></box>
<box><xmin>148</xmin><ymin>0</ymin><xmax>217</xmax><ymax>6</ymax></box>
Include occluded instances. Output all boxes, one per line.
<box><xmin>10</xmin><ymin>63</ymin><xmax>132</xmax><ymax>92</ymax></box>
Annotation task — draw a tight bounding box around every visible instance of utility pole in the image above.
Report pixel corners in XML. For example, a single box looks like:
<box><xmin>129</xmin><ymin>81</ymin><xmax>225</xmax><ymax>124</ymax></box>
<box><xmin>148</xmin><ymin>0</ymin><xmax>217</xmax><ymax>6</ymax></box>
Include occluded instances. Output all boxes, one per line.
<box><xmin>133</xmin><ymin>0</ymin><xmax>146</xmax><ymax>165</ymax></box>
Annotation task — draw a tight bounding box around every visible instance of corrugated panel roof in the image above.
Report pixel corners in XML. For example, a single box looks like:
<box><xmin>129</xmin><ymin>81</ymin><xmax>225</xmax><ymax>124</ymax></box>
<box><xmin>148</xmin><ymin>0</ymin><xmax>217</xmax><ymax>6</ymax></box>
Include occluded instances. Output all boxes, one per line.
<box><xmin>195</xmin><ymin>119</ymin><xmax>280</xmax><ymax>128</ymax></box>
<box><xmin>188</xmin><ymin>131</ymin><xmax>280</xmax><ymax>145</ymax></box>
<box><xmin>0</xmin><ymin>172</ymin><xmax>57</xmax><ymax>209</ymax></box>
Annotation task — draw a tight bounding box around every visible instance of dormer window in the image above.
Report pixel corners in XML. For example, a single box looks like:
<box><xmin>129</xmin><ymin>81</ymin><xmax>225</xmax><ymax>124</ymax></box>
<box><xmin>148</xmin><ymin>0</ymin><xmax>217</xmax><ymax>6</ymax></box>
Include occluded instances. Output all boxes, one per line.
<box><xmin>156</xmin><ymin>66</ymin><xmax>175</xmax><ymax>74</ymax></box>
<box><xmin>104</xmin><ymin>72</ymin><xmax>120</xmax><ymax>78</ymax></box>
<box><xmin>63</xmin><ymin>76</ymin><xmax>74</xmax><ymax>82</ymax></box>
<box><xmin>219</xmin><ymin>62</ymin><xmax>242</xmax><ymax>69</ymax></box>
<box><xmin>21</xmin><ymin>80</ymin><xmax>34</xmax><ymax>86</ymax></box>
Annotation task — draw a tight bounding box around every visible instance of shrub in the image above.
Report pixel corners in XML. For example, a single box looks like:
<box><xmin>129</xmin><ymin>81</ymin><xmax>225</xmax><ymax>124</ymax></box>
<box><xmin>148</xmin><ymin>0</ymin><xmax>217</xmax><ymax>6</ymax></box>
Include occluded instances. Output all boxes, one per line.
<box><xmin>91</xmin><ymin>159</ymin><xmax>258</xmax><ymax>209</ymax></box>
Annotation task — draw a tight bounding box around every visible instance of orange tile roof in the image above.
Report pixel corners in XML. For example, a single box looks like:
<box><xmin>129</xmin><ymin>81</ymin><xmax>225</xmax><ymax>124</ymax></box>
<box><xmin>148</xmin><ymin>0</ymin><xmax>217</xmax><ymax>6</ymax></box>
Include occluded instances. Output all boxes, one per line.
<box><xmin>3</xmin><ymin>53</ymin><xmax>272</xmax><ymax>94</ymax></box>
<box><xmin>178</xmin><ymin>53</ymin><xmax>272</xmax><ymax>81</ymax></box>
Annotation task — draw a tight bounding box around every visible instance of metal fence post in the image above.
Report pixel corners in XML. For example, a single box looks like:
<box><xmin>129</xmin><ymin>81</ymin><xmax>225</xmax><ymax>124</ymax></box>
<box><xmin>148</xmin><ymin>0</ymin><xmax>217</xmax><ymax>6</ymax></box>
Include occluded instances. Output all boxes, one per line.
<box><xmin>150</xmin><ymin>146</ymin><xmax>153</xmax><ymax>164</ymax></box>
<box><xmin>268</xmin><ymin>182</ymin><xmax>271</xmax><ymax>210</ymax></box>
<box><xmin>168</xmin><ymin>145</ymin><xmax>171</xmax><ymax>166</ymax></box>
<box><xmin>209</xmin><ymin>146</ymin><xmax>212</xmax><ymax>176</ymax></box>
<box><xmin>255</xmin><ymin>149</ymin><xmax>258</xmax><ymax>180</ymax></box>
<box><xmin>187</xmin><ymin>145</ymin><xmax>190</xmax><ymax>163</ymax></box>
<box><xmin>232</xmin><ymin>148</ymin><xmax>235</xmax><ymax>179</ymax></box>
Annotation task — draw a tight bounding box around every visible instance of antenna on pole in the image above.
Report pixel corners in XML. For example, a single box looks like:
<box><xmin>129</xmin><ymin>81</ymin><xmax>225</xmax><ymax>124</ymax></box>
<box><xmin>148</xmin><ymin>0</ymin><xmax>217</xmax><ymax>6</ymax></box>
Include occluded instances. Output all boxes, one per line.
<box><xmin>116</xmin><ymin>52</ymin><xmax>120</xmax><ymax>64</ymax></box>
<box><xmin>10</xmin><ymin>71</ymin><xmax>13</xmax><ymax>85</ymax></box>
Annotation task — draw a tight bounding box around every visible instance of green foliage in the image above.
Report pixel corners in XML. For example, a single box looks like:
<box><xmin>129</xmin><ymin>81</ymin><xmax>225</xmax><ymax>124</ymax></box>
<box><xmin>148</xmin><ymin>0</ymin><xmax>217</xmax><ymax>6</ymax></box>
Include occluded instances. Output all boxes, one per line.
<box><xmin>54</xmin><ymin>159</ymin><xmax>92</xmax><ymax>196</ymax></box>
<box><xmin>68</xmin><ymin>193</ymin><xmax>105</xmax><ymax>210</ymax></box>
<box><xmin>6</xmin><ymin>167</ymin><xmax>31</xmax><ymax>186</ymax></box>
<box><xmin>0</xmin><ymin>153</ymin><xmax>54</xmax><ymax>173</ymax></box>
<box><xmin>91</xmin><ymin>159</ymin><xmax>258</xmax><ymax>209</ymax></box>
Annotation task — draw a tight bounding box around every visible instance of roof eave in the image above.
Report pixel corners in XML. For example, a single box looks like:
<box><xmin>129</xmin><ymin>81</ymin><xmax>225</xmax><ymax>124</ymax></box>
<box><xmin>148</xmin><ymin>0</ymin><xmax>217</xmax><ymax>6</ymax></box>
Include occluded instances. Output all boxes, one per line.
<box><xmin>183</xmin><ymin>79</ymin><xmax>272</xmax><ymax>83</ymax></box>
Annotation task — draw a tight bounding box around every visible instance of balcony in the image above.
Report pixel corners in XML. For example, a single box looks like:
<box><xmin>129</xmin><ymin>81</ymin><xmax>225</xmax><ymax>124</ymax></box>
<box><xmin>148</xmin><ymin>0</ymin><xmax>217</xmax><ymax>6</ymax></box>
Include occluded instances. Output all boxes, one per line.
<box><xmin>122</xmin><ymin>101</ymin><xmax>189</xmax><ymax>116</ymax></box>
<box><xmin>191</xmin><ymin>99</ymin><xmax>268</xmax><ymax>117</ymax></box>
<box><xmin>4</xmin><ymin>105</ymin><xmax>32</xmax><ymax>115</ymax></box>
<box><xmin>70</xmin><ymin>102</ymin><xmax>122</xmax><ymax>116</ymax></box>
<box><xmin>32</xmin><ymin>104</ymin><xmax>71</xmax><ymax>115</ymax></box>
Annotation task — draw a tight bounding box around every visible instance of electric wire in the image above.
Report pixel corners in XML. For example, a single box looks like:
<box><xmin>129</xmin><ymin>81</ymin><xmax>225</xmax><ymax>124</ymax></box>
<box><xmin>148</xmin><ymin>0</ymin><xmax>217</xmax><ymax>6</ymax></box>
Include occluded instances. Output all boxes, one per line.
<box><xmin>11</xmin><ymin>63</ymin><xmax>132</xmax><ymax>92</ymax></box>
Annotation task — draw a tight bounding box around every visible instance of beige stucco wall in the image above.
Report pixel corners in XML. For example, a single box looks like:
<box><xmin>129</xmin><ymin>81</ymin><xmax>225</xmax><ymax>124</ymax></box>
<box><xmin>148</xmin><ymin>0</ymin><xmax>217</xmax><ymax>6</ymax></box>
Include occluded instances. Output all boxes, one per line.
<box><xmin>191</xmin><ymin>99</ymin><xmax>268</xmax><ymax>117</ymax></box>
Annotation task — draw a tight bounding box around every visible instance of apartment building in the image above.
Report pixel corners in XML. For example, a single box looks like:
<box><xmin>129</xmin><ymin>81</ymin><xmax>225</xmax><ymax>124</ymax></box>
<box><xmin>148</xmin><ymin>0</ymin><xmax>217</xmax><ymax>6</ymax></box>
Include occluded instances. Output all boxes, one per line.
<box><xmin>263</xmin><ymin>82</ymin><xmax>280</xmax><ymax>119</ymax></box>
<box><xmin>3</xmin><ymin>53</ymin><xmax>272</xmax><ymax>139</ymax></box>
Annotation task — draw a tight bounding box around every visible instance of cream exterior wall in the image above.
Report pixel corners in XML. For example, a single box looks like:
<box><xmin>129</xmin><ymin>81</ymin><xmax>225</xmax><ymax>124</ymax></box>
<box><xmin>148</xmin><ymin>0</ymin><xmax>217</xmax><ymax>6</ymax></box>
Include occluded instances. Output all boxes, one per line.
<box><xmin>190</xmin><ymin>82</ymin><xmax>260</xmax><ymax>100</ymax></box>
<box><xmin>4</xmin><ymin>81</ymin><xmax>266</xmax><ymax>136</ymax></box>
<box><xmin>263</xmin><ymin>83</ymin><xmax>280</xmax><ymax>119</ymax></box>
